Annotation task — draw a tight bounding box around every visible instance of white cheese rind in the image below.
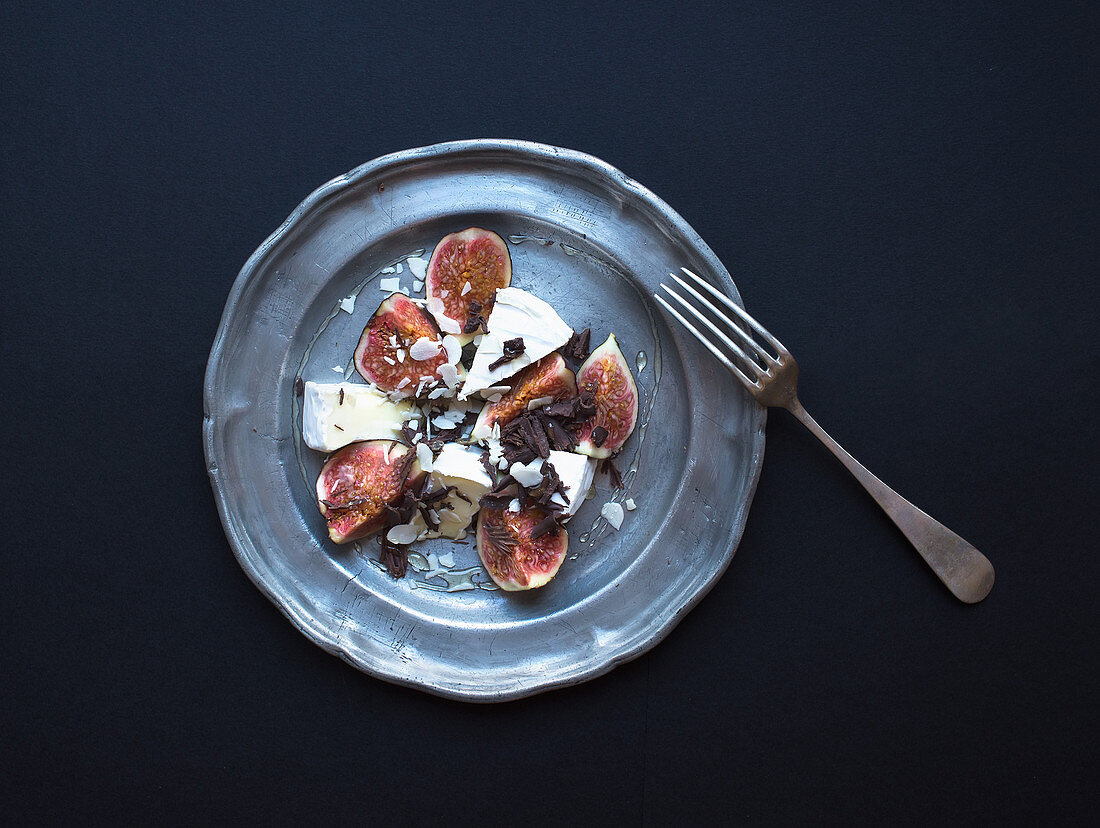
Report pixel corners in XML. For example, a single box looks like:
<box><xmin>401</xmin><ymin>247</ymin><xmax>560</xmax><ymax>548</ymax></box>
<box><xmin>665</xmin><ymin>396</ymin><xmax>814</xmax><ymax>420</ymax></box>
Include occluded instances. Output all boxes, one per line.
<box><xmin>461</xmin><ymin>287</ymin><xmax>573</xmax><ymax>395</ymax></box>
<box><xmin>547</xmin><ymin>450</ymin><xmax>596</xmax><ymax>518</ymax></box>
<box><xmin>301</xmin><ymin>382</ymin><xmax>415</xmax><ymax>452</ymax></box>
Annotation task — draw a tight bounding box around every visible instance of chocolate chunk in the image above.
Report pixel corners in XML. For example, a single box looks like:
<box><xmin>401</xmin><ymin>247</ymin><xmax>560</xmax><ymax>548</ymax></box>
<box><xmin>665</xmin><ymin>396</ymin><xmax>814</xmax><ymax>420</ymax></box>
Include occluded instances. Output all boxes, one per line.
<box><xmin>478</xmin><ymin>493</ymin><xmax>515</xmax><ymax>510</ymax></box>
<box><xmin>479</xmin><ymin>451</ymin><xmax>497</xmax><ymax>480</ymax></box>
<box><xmin>530</xmin><ymin>512</ymin><xmax>561</xmax><ymax>540</ymax></box>
<box><xmin>563</xmin><ymin>327</ymin><xmax>591</xmax><ymax>362</ymax></box>
<box><xmin>591</xmin><ymin>425</ymin><xmax>609</xmax><ymax>448</ymax></box>
<box><xmin>378</xmin><ymin>538</ymin><xmax>408</xmax><ymax>578</ymax></box>
<box><xmin>294</xmin><ymin>376</ymin><xmax>304</xmax><ymax>396</ymax></box>
<box><xmin>468</xmin><ymin>300</ymin><xmax>483</xmax><ymax>313</ymax></box>
<box><xmin>601</xmin><ymin>457</ymin><xmax>624</xmax><ymax>490</ymax></box>
<box><xmin>487</xmin><ymin>337</ymin><xmax>526</xmax><ymax>371</ymax></box>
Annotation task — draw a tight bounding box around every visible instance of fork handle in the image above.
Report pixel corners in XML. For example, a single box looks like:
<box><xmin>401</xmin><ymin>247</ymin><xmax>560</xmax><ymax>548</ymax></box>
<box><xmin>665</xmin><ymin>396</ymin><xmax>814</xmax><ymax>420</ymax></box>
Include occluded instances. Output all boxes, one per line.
<box><xmin>785</xmin><ymin>397</ymin><xmax>995</xmax><ymax>603</ymax></box>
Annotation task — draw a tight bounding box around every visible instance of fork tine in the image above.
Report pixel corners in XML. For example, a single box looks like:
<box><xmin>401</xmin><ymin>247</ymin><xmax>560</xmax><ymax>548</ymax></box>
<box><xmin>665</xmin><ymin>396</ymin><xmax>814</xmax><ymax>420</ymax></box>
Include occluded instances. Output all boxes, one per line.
<box><xmin>666</xmin><ymin>272</ymin><xmax>777</xmax><ymax>369</ymax></box>
<box><xmin>660</xmin><ymin>281</ymin><xmax>769</xmax><ymax>375</ymax></box>
<box><xmin>654</xmin><ymin>294</ymin><xmax>760</xmax><ymax>389</ymax></box>
<box><xmin>680</xmin><ymin>267</ymin><xmax>787</xmax><ymax>356</ymax></box>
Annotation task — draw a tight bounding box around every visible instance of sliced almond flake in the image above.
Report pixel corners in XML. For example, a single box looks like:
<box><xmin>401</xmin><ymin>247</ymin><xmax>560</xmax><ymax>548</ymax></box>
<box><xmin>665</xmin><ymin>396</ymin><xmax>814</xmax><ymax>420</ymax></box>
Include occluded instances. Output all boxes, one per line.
<box><xmin>510</xmin><ymin>459</ymin><xmax>544</xmax><ymax>488</ymax></box>
<box><xmin>437</xmin><ymin>315</ymin><xmax>461</xmax><ymax>335</ymax></box>
<box><xmin>412</xmin><ymin>431</ymin><xmax>423</xmax><ymax>443</ymax></box>
<box><xmin>624</xmin><ymin>498</ymin><xmax>637</xmax><ymax>511</ymax></box>
<box><xmin>331</xmin><ymin>365</ymin><xmax>343</xmax><ymax>373</ymax></box>
<box><xmin>406</xmin><ymin>257</ymin><xmax>428</xmax><ymax>279</ymax></box>
<box><xmin>416</xmin><ymin>441</ymin><xmax>434</xmax><ymax>472</ymax></box>
<box><xmin>527</xmin><ymin>395</ymin><xmax>554</xmax><ymax>411</ymax></box>
<box><xmin>383</xmin><ymin>356</ymin><xmax>395</xmax><ymax>365</ymax></box>
<box><xmin>409</xmin><ymin>337</ymin><xmax>443</xmax><ymax>361</ymax></box>
<box><xmin>440</xmin><ymin>363</ymin><xmax>460</xmax><ymax>389</ymax></box>
<box><xmin>378</xmin><ymin>276</ymin><xmax>402</xmax><ymax>292</ymax></box>
<box><xmin>339</xmin><ymin>295</ymin><xmax>355</xmax><ymax>314</ymax></box>
<box><xmin>389</xmin><ymin>334</ymin><xmax>399</xmax><ymax>347</ymax></box>
<box><xmin>394</xmin><ymin>262</ymin><xmax>404</xmax><ymax>273</ymax></box>
<box><xmin>379</xmin><ymin>266</ymin><xmax>396</xmax><ymax>275</ymax></box>
<box><xmin>479</xmin><ymin>385</ymin><xmax>511</xmax><ymax>398</ymax></box>
<box><xmin>387</xmin><ymin>523</ymin><xmax>419</xmax><ymax>545</ymax></box>
<box><xmin>396</xmin><ymin>349</ymin><xmax>406</xmax><ymax>362</ymax></box>
<box><xmin>601</xmin><ymin>501</ymin><xmax>625</xmax><ymax>530</ymax></box>
<box><xmin>438</xmin><ymin>551</ymin><xmax>455</xmax><ymax>568</ymax></box>
<box><xmin>487</xmin><ymin>393</ymin><xmax>503</xmax><ymax>403</ymax></box>
<box><xmin>461</xmin><ymin>280</ymin><xmax>472</xmax><ymax>296</ymax></box>
<box><xmin>427</xmin><ymin>387</ymin><xmax>448</xmax><ymax>400</ymax></box>
<box><xmin>395</xmin><ymin>377</ymin><xmax>411</xmax><ymax>389</ymax></box>
<box><xmin>507</xmin><ymin>498</ymin><xmax>521</xmax><ymax>513</ymax></box>
<box><xmin>407</xmin><ymin>419</ymin><xmax>420</xmax><ymax>431</ymax></box>
<box><xmin>473</xmin><ymin>334</ymin><xmax>484</xmax><ymax>347</ymax></box>
<box><xmin>413</xmin><ymin>279</ymin><xmax>424</xmax><ymax>291</ymax></box>
<box><xmin>442</xmin><ymin>335</ymin><xmax>462</xmax><ymax>364</ymax></box>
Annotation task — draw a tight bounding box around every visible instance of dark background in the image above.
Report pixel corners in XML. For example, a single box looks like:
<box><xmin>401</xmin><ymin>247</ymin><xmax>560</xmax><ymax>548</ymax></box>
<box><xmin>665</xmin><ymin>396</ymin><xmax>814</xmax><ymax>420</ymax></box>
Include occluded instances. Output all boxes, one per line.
<box><xmin>2</xmin><ymin>1</ymin><xmax>1096</xmax><ymax>824</ymax></box>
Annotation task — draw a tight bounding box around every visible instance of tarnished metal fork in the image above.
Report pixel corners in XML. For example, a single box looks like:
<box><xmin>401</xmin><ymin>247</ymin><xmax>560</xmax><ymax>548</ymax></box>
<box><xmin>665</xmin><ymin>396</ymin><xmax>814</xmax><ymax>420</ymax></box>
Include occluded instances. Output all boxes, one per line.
<box><xmin>656</xmin><ymin>268</ymin><xmax>994</xmax><ymax>604</ymax></box>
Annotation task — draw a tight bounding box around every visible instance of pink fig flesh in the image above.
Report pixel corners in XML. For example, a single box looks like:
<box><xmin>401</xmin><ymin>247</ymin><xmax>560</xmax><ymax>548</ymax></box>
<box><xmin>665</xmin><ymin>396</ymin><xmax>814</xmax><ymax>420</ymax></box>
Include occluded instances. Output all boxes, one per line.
<box><xmin>315</xmin><ymin>441</ymin><xmax>424</xmax><ymax>543</ymax></box>
<box><xmin>476</xmin><ymin>506</ymin><xmax>569</xmax><ymax>591</ymax></box>
<box><xmin>425</xmin><ymin>228</ymin><xmax>511</xmax><ymax>343</ymax></box>
<box><xmin>354</xmin><ymin>293</ymin><xmax>449</xmax><ymax>393</ymax></box>
<box><xmin>574</xmin><ymin>333</ymin><xmax>639</xmax><ymax>459</ymax></box>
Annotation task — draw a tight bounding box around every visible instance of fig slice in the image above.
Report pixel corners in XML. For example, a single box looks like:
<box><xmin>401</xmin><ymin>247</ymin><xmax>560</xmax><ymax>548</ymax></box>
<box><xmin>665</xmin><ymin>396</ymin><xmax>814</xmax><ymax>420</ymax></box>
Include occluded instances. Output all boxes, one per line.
<box><xmin>354</xmin><ymin>293</ymin><xmax>451</xmax><ymax>394</ymax></box>
<box><xmin>471</xmin><ymin>353</ymin><xmax>577</xmax><ymax>441</ymax></box>
<box><xmin>425</xmin><ymin>228</ymin><xmax>512</xmax><ymax>344</ymax></box>
<box><xmin>315</xmin><ymin>440</ymin><xmax>425</xmax><ymax>544</ymax></box>
<box><xmin>574</xmin><ymin>333</ymin><xmax>639</xmax><ymax>459</ymax></box>
<box><xmin>475</xmin><ymin>505</ymin><xmax>569</xmax><ymax>591</ymax></box>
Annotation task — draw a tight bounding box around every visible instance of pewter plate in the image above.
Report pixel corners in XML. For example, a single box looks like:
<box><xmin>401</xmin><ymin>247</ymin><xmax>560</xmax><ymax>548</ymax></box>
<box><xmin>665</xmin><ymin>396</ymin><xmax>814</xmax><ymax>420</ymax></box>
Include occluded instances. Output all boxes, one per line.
<box><xmin>203</xmin><ymin>140</ymin><xmax>765</xmax><ymax>701</ymax></box>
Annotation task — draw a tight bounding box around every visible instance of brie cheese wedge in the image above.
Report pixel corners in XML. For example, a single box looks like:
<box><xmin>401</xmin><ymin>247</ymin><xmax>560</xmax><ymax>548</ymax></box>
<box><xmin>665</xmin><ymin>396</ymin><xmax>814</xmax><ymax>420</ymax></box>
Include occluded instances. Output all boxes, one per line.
<box><xmin>301</xmin><ymin>381</ymin><xmax>415</xmax><ymax>452</ymax></box>
<box><xmin>420</xmin><ymin>443</ymin><xmax>494</xmax><ymax>540</ymax></box>
<box><xmin>546</xmin><ymin>450</ymin><xmax>596</xmax><ymax>518</ymax></box>
<box><xmin>461</xmin><ymin>287</ymin><xmax>573</xmax><ymax>396</ymax></box>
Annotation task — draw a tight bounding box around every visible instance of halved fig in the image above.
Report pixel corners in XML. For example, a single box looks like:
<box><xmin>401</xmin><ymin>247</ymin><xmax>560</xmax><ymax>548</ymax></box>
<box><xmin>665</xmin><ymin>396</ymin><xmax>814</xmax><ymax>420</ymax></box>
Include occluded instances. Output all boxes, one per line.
<box><xmin>354</xmin><ymin>293</ymin><xmax>449</xmax><ymax>393</ymax></box>
<box><xmin>471</xmin><ymin>353</ymin><xmax>577</xmax><ymax>440</ymax></box>
<box><xmin>574</xmin><ymin>333</ymin><xmax>639</xmax><ymax>459</ymax></box>
<box><xmin>476</xmin><ymin>505</ymin><xmax>568</xmax><ymax>591</ymax></box>
<box><xmin>426</xmin><ymin>228</ymin><xmax>511</xmax><ymax>343</ymax></box>
<box><xmin>316</xmin><ymin>440</ymin><xmax>425</xmax><ymax>544</ymax></box>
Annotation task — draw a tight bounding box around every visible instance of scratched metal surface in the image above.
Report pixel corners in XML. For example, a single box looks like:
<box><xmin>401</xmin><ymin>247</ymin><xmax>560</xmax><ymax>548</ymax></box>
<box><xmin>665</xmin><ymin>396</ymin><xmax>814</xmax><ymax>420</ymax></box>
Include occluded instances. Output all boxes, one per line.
<box><xmin>203</xmin><ymin>140</ymin><xmax>766</xmax><ymax>701</ymax></box>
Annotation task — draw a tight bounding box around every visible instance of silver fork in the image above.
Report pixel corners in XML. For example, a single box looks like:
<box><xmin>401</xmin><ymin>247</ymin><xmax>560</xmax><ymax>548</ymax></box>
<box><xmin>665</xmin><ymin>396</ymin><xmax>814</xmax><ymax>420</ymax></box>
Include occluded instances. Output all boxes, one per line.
<box><xmin>656</xmin><ymin>268</ymin><xmax>995</xmax><ymax>604</ymax></box>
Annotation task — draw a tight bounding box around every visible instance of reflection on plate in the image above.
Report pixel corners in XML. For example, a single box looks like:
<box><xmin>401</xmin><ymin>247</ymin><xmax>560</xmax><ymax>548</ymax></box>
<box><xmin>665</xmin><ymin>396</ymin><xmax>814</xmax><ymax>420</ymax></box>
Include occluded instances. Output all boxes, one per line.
<box><xmin>203</xmin><ymin>140</ymin><xmax>765</xmax><ymax>701</ymax></box>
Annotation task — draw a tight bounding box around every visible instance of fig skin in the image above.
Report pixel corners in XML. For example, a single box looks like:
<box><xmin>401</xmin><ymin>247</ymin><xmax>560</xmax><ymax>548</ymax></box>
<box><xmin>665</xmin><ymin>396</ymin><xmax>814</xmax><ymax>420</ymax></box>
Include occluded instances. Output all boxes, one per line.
<box><xmin>476</xmin><ymin>506</ymin><xmax>569</xmax><ymax>591</ymax></box>
<box><xmin>426</xmin><ymin>227</ymin><xmax>512</xmax><ymax>345</ymax></box>
<box><xmin>471</xmin><ymin>353</ymin><xmax>577</xmax><ymax>440</ymax></box>
<box><xmin>574</xmin><ymin>333</ymin><xmax>639</xmax><ymax>459</ymax></box>
<box><xmin>354</xmin><ymin>293</ymin><xmax>449</xmax><ymax>393</ymax></box>
<box><xmin>316</xmin><ymin>441</ymin><xmax>424</xmax><ymax>544</ymax></box>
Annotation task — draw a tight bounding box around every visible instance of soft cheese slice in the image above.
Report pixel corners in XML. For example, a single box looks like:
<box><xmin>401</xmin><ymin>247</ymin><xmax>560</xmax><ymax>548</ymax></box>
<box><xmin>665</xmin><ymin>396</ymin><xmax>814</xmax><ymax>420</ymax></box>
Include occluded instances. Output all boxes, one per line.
<box><xmin>421</xmin><ymin>443</ymin><xmax>495</xmax><ymax>540</ymax></box>
<box><xmin>460</xmin><ymin>287</ymin><xmax>573</xmax><ymax>396</ymax></box>
<box><xmin>546</xmin><ymin>450</ymin><xmax>597</xmax><ymax>518</ymax></box>
<box><xmin>302</xmin><ymin>381</ymin><xmax>416</xmax><ymax>452</ymax></box>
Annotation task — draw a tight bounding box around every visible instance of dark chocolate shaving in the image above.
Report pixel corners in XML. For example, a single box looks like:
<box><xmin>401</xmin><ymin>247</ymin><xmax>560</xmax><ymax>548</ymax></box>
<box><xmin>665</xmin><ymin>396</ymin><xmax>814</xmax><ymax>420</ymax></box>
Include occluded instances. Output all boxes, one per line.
<box><xmin>294</xmin><ymin>377</ymin><xmax>304</xmax><ymax>396</ymax></box>
<box><xmin>479</xmin><ymin>451</ymin><xmax>497</xmax><ymax>480</ymax></box>
<box><xmin>400</xmin><ymin>420</ymin><xmax>419</xmax><ymax>445</ymax></box>
<box><xmin>321</xmin><ymin>497</ymin><xmax>369</xmax><ymax>512</ymax></box>
<box><xmin>333</xmin><ymin>424</ymin><xmax>344</xmax><ymax>431</ymax></box>
<box><xmin>487</xmin><ymin>337</ymin><xmax>526</xmax><ymax>371</ymax></box>
<box><xmin>530</xmin><ymin>512</ymin><xmax>561</xmax><ymax>540</ymax></box>
<box><xmin>478</xmin><ymin>493</ymin><xmax>515</xmax><ymax>510</ymax></box>
<box><xmin>591</xmin><ymin>425</ymin><xmax>609</xmax><ymax>448</ymax></box>
<box><xmin>338</xmin><ymin>387</ymin><xmax>344</xmax><ymax>405</ymax></box>
<box><xmin>563</xmin><ymin>327</ymin><xmax>591</xmax><ymax>362</ymax></box>
<box><xmin>378</xmin><ymin>538</ymin><xmax>408</xmax><ymax>578</ymax></box>
<box><xmin>483</xmin><ymin>521</ymin><xmax>518</xmax><ymax>555</ymax></box>
<box><xmin>601</xmin><ymin>458</ymin><xmax>624</xmax><ymax>490</ymax></box>
<box><xmin>491</xmin><ymin>473</ymin><xmax>517</xmax><ymax>494</ymax></box>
